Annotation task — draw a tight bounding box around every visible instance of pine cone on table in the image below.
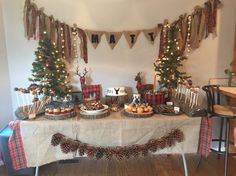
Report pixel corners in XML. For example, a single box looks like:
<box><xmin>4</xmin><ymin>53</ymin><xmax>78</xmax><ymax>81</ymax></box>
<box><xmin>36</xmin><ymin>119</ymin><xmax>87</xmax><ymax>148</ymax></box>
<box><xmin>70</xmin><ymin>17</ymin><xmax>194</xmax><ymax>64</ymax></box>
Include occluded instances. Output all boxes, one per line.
<box><xmin>51</xmin><ymin>133</ymin><xmax>65</xmax><ymax>146</ymax></box>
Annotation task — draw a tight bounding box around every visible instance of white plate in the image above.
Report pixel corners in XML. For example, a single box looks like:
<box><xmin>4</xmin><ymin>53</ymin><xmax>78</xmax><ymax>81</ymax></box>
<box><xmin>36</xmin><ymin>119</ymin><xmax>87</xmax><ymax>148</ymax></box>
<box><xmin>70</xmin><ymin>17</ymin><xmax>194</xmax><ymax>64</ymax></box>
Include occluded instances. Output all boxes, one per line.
<box><xmin>80</xmin><ymin>104</ymin><xmax>109</xmax><ymax>114</ymax></box>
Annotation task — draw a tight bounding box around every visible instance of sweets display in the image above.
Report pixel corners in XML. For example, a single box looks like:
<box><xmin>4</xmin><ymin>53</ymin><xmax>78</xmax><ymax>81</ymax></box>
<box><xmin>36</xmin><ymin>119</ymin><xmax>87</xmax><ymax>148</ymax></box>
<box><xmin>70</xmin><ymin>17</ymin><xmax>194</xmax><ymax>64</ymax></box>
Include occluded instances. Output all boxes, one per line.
<box><xmin>125</xmin><ymin>103</ymin><xmax>153</xmax><ymax>114</ymax></box>
<box><xmin>80</xmin><ymin>101</ymin><xmax>104</xmax><ymax>111</ymax></box>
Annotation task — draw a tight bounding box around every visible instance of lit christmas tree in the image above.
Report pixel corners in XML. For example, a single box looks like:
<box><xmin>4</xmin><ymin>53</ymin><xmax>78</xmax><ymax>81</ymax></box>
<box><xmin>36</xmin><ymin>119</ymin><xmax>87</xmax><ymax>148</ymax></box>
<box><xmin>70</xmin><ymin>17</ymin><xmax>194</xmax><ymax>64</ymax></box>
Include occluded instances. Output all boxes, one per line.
<box><xmin>29</xmin><ymin>32</ymin><xmax>72</xmax><ymax>99</ymax></box>
<box><xmin>154</xmin><ymin>25</ymin><xmax>190</xmax><ymax>89</ymax></box>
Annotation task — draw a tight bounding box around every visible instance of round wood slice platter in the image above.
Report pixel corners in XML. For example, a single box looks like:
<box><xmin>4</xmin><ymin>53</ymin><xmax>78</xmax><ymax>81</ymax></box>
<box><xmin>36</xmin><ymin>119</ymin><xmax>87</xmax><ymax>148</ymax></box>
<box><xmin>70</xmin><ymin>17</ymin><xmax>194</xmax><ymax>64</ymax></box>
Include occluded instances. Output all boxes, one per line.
<box><xmin>80</xmin><ymin>110</ymin><xmax>110</xmax><ymax>119</ymax></box>
<box><xmin>123</xmin><ymin>110</ymin><xmax>153</xmax><ymax>118</ymax></box>
<box><xmin>45</xmin><ymin>111</ymin><xmax>77</xmax><ymax>120</ymax></box>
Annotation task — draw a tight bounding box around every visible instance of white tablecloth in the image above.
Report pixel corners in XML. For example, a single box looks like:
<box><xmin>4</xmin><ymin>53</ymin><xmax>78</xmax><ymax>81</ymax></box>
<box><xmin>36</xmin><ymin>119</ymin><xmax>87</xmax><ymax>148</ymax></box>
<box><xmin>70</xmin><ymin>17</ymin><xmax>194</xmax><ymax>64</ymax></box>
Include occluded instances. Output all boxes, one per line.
<box><xmin>20</xmin><ymin>112</ymin><xmax>201</xmax><ymax>167</ymax></box>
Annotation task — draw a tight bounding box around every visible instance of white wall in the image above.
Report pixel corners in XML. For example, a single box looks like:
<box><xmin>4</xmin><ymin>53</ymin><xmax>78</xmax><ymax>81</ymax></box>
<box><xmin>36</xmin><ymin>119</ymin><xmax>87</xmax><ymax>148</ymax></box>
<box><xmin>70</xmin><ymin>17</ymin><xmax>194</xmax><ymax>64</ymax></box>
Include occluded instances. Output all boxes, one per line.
<box><xmin>1</xmin><ymin>0</ymin><xmax>236</xmax><ymax>111</ymax></box>
<box><xmin>0</xmin><ymin>1</ymin><xmax>13</xmax><ymax>128</ymax></box>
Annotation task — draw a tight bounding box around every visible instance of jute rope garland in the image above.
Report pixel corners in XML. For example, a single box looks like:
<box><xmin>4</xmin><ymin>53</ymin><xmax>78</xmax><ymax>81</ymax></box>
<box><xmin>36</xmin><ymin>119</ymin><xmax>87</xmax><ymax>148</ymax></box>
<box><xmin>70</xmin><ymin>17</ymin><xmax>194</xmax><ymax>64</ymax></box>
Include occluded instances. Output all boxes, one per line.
<box><xmin>51</xmin><ymin>129</ymin><xmax>184</xmax><ymax>160</ymax></box>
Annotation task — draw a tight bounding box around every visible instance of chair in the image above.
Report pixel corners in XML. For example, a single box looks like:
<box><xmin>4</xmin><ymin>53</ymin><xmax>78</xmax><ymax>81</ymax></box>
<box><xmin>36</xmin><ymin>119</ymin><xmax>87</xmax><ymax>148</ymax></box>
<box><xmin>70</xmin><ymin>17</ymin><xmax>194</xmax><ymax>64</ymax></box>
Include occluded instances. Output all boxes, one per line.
<box><xmin>202</xmin><ymin>85</ymin><xmax>236</xmax><ymax>176</ymax></box>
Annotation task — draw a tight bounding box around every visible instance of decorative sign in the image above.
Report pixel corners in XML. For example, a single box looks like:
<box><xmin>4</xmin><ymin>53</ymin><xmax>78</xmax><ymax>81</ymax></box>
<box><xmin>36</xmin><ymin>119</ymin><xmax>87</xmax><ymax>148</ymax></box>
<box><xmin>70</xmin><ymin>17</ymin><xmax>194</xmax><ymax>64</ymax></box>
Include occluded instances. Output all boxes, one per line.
<box><xmin>86</xmin><ymin>30</ymin><xmax>104</xmax><ymax>49</ymax></box>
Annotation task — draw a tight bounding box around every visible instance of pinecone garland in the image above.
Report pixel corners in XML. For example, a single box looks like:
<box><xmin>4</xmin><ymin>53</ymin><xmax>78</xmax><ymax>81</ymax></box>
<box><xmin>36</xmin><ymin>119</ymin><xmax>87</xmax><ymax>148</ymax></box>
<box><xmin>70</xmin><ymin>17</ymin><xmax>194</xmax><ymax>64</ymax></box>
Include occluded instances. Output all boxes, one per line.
<box><xmin>51</xmin><ymin>133</ymin><xmax>65</xmax><ymax>146</ymax></box>
<box><xmin>115</xmin><ymin>148</ymin><xmax>124</xmax><ymax>161</ymax></box>
<box><xmin>60</xmin><ymin>139</ymin><xmax>71</xmax><ymax>154</ymax></box>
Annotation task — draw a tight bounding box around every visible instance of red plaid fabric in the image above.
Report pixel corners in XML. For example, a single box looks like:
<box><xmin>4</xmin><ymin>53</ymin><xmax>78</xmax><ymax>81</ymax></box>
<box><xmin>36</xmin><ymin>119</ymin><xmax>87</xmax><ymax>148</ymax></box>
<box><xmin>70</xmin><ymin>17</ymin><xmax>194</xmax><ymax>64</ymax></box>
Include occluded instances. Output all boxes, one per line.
<box><xmin>8</xmin><ymin>121</ymin><xmax>27</xmax><ymax>170</ymax></box>
<box><xmin>82</xmin><ymin>85</ymin><xmax>100</xmax><ymax>100</ymax></box>
<box><xmin>143</xmin><ymin>92</ymin><xmax>166</xmax><ymax>105</ymax></box>
<box><xmin>198</xmin><ymin>116</ymin><xmax>213</xmax><ymax>158</ymax></box>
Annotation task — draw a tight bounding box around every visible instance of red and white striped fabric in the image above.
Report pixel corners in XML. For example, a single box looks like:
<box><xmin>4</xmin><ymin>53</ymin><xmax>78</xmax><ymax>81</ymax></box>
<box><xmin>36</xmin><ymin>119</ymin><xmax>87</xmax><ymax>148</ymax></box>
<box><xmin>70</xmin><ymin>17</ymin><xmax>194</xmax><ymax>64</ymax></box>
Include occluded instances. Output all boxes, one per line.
<box><xmin>8</xmin><ymin>121</ymin><xmax>27</xmax><ymax>170</ymax></box>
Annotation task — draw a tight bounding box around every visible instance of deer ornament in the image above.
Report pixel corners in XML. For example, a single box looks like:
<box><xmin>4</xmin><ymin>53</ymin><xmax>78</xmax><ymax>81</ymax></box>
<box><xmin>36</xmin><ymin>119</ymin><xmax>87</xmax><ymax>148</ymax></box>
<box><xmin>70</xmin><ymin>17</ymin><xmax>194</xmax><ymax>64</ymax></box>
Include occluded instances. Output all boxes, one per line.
<box><xmin>134</xmin><ymin>72</ymin><xmax>153</xmax><ymax>97</ymax></box>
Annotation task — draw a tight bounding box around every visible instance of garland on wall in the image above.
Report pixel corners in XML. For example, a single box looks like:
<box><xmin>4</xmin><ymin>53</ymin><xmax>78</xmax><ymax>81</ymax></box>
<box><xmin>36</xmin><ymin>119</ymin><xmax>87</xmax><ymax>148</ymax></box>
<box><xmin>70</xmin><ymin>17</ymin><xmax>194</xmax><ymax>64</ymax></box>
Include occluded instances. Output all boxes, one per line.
<box><xmin>24</xmin><ymin>0</ymin><xmax>222</xmax><ymax>64</ymax></box>
<box><xmin>51</xmin><ymin>129</ymin><xmax>184</xmax><ymax>160</ymax></box>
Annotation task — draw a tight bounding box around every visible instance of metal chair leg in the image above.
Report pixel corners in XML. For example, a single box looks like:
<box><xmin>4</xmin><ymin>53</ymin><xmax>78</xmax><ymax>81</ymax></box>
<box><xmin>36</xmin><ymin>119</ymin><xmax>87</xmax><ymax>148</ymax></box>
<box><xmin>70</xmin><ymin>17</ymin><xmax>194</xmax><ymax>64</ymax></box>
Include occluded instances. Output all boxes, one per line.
<box><xmin>197</xmin><ymin>155</ymin><xmax>203</xmax><ymax>168</ymax></box>
<box><xmin>218</xmin><ymin>118</ymin><xmax>224</xmax><ymax>159</ymax></box>
<box><xmin>224</xmin><ymin>119</ymin><xmax>230</xmax><ymax>176</ymax></box>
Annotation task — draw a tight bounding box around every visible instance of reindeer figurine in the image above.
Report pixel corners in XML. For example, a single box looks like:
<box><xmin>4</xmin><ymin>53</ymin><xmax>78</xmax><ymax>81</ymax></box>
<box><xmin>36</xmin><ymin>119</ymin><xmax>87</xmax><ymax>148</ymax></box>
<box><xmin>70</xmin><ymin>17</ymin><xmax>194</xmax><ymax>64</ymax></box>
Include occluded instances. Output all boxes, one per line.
<box><xmin>135</xmin><ymin>72</ymin><xmax>153</xmax><ymax>97</ymax></box>
<box><xmin>76</xmin><ymin>67</ymin><xmax>88</xmax><ymax>89</ymax></box>
<box><xmin>76</xmin><ymin>67</ymin><xmax>101</xmax><ymax>101</ymax></box>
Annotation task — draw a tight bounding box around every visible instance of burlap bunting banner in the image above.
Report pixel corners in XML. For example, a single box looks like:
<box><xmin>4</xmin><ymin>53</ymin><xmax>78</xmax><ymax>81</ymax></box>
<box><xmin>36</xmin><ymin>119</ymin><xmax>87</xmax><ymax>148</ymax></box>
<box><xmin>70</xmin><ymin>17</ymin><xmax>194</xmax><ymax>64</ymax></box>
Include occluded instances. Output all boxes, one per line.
<box><xmin>124</xmin><ymin>30</ymin><xmax>141</xmax><ymax>48</ymax></box>
<box><xmin>86</xmin><ymin>30</ymin><xmax>104</xmax><ymax>49</ymax></box>
<box><xmin>142</xmin><ymin>26</ymin><xmax>161</xmax><ymax>45</ymax></box>
<box><xmin>105</xmin><ymin>32</ymin><xmax>123</xmax><ymax>49</ymax></box>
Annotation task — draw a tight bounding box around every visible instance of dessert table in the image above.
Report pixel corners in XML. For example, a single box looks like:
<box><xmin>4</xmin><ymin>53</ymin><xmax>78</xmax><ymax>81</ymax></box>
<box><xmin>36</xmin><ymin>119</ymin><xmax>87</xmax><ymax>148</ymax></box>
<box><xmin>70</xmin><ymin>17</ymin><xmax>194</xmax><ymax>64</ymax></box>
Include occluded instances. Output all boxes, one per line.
<box><xmin>11</xmin><ymin>111</ymin><xmax>202</xmax><ymax>176</ymax></box>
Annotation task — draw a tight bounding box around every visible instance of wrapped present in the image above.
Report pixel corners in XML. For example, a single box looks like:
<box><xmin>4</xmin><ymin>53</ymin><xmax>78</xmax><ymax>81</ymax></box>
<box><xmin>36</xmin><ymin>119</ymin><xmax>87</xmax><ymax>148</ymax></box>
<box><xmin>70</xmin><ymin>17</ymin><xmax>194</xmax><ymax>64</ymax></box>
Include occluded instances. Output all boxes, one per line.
<box><xmin>143</xmin><ymin>91</ymin><xmax>167</xmax><ymax>105</ymax></box>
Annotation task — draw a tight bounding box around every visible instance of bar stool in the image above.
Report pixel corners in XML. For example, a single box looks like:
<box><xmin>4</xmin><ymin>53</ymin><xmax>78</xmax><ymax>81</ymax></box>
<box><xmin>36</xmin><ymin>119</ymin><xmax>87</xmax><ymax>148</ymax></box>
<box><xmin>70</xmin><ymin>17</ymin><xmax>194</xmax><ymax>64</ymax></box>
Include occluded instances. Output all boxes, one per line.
<box><xmin>202</xmin><ymin>85</ymin><xmax>236</xmax><ymax>176</ymax></box>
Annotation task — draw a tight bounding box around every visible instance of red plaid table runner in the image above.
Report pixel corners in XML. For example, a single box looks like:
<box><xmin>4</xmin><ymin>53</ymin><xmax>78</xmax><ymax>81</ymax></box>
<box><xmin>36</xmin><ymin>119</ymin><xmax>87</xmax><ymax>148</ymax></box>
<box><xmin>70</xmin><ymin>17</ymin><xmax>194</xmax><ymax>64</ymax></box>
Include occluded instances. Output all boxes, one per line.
<box><xmin>143</xmin><ymin>92</ymin><xmax>166</xmax><ymax>105</ymax></box>
<box><xmin>198</xmin><ymin>116</ymin><xmax>213</xmax><ymax>157</ymax></box>
<box><xmin>8</xmin><ymin>121</ymin><xmax>27</xmax><ymax>170</ymax></box>
<box><xmin>82</xmin><ymin>85</ymin><xmax>100</xmax><ymax>100</ymax></box>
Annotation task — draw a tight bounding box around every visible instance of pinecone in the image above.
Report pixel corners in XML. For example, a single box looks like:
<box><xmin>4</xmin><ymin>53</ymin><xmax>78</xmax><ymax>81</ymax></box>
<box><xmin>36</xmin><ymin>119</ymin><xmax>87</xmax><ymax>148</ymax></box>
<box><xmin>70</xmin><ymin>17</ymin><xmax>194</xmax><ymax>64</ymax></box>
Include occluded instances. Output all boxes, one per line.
<box><xmin>87</xmin><ymin>146</ymin><xmax>96</xmax><ymax>158</ymax></box>
<box><xmin>78</xmin><ymin>143</ymin><xmax>87</xmax><ymax>156</ymax></box>
<box><xmin>115</xmin><ymin>148</ymin><xmax>124</xmax><ymax>161</ymax></box>
<box><xmin>123</xmin><ymin>147</ymin><xmax>131</xmax><ymax>159</ymax></box>
<box><xmin>173</xmin><ymin>129</ymin><xmax>184</xmax><ymax>143</ymax></box>
<box><xmin>60</xmin><ymin>139</ymin><xmax>71</xmax><ymax>154</ymax></box>
<box><xmin>51</xmin><ymin>133</ymin><xmax>65</xmax><ymax>146</ymax></box>
<box><xmin>166</xmin><ymin>136</ymin><xmax>174</xmax><ymax>147</ymax></box>
<box><xmin>70</xmin><ymin>139</ymin><xmax>80</xmax><ymax>152</ymax></box>
<box><xmin>158</xmin><ymin>138</ymin><xmax>166</xmax><ymax>149</ymax></box>
<box><xmin>147</xmin><ymin>139</ymin><xmax>157</xmax><ymax>153</ymax></box>
<box><xmin>95</xmin><ymin>148</ymin><xmax>105</xmax><ymax>160</ymax></box>
<box><xmin>132</xmin><ymin>145</ymin><xmax>140</xmax><ymax>158</ymax></box>
<box><xmin>104</xmin><ymin>148</ymin><xmax>113</xmax><ymax>160</ymax></box>
<box><xmin>140</xmin><ymin>145</ymin><xmax>148</xmax><ymax>156</ymax></box>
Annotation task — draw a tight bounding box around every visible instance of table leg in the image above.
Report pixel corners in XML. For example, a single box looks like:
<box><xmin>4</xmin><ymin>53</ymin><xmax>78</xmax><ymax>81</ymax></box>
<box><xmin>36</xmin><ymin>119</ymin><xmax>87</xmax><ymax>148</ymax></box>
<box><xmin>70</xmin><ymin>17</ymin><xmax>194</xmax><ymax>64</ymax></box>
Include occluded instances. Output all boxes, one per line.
<box><xmin>35</xmin><ymin>166</ymin><xmax>39</xmax><ymax>176</ymax></box>
<box><xmin>224</xmin><ymin>119</ymin><xmax>230</xmax><ymax>176</ymax></box>
<box><xmin>181</xmin><ymin>152</ymin><xmax>188</xmax><ymax>176</ymax></box>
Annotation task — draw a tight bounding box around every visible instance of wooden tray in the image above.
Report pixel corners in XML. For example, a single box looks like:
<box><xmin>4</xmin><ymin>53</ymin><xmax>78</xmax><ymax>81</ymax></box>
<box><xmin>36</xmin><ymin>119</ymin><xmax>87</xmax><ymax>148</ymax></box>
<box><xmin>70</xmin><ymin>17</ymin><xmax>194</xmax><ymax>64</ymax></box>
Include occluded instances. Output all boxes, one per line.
<box><xmin>45</xmin><ymin>111</ymin><xmax>77</xmax><ymax>120</ymax></box>
<box><xmin>123</xmin><ymin>110</ymin><xmax>153</xmax><ymax>118</ymax></box>
<box><xmin>80</xmin><ymin>110</ymin><xmax>110</xmax><ymax>119</ymax></box>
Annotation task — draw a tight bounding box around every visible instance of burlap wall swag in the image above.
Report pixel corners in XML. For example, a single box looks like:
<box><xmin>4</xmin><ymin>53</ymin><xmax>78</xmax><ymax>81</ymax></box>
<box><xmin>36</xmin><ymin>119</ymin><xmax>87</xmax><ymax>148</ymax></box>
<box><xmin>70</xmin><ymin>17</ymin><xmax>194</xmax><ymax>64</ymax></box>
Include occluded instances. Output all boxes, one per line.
<box><xmin>86</xmin><ymin>30</ymin><xmax>104</xmax><ymax>49</ymax></box>
<box><xmin>142</xmin><ymin>26</ymin><xmax>161</xmax><ymax>45</ymax></box>
<box><xmin>105</xmin><ymin>32</ymin><xmax>123</xmax><ymax>49</ymax></box>
<box><xmin>23</xmin><ymin>0</ymin><xmax>222</xmax><ymax>62</ymax></box>
<box><xmin>124</xmin><ymin>30</ymin><xmax>141</xmax><ymax>48</ymax></box>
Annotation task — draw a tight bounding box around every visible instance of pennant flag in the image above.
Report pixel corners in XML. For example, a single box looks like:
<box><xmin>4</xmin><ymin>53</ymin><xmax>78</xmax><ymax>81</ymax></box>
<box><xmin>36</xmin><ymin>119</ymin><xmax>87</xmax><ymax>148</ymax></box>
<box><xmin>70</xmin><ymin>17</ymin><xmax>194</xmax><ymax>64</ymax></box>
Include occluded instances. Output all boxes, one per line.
<box><xmin>86</xmin><ymin>30</ymin><xmax>104</xmax><ymax>49</ymax></box>
<box><xmin>142</xmin><ymin>27</ymin><xmax>160</xmax><ymax>45</ymax></box>
<box><xmin>105</xmin><ymin>32</ymin><xmax>122</xmax><ymax>49</ymax></box>
<box><xmin>124</xmin><ymin>30</ymin><xmax>140</xmax><ymax>48</ymax></box>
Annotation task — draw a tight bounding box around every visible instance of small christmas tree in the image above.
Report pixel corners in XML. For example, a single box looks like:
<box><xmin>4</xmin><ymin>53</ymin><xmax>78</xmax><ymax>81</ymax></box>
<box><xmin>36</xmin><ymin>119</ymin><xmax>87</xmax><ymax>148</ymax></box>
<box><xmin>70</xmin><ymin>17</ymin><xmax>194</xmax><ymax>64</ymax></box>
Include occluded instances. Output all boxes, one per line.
<box><xmin>29</xmin><ymin>32</ymin><xmax>72</xmax><ymax>99</ymax></box>
<box><xmin>154</xmin><ymin>25</ymin><xmax>190</xmax><ymax>89</ymax></box>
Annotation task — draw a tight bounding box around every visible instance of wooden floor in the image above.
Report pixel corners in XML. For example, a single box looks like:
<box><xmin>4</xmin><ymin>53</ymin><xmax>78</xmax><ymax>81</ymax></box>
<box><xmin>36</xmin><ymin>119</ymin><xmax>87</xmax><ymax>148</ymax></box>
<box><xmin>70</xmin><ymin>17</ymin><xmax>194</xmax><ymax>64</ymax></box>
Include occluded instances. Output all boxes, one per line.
<box><xmin>1</xmin><ymin>154</ymin><xmax>236</xmax><ymax>176</ymax></box>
